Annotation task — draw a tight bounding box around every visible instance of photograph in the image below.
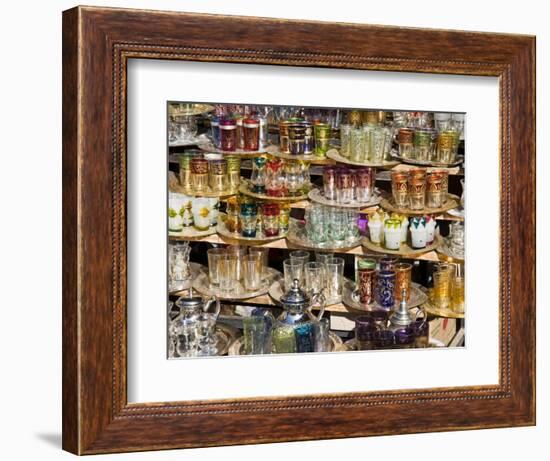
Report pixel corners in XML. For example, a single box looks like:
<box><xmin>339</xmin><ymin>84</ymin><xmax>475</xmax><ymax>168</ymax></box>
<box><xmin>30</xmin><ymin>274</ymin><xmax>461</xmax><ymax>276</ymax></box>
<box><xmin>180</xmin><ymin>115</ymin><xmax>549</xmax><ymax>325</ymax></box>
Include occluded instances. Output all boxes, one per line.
<box><xmin>167</xmin><ymin>103</ymin><xmax>466</xmax><ymax>358</ymax></box>
<box><xmin>56</xmin><ymin>4</ymin><xmax>537</xmax><ymax>454</ymax></box>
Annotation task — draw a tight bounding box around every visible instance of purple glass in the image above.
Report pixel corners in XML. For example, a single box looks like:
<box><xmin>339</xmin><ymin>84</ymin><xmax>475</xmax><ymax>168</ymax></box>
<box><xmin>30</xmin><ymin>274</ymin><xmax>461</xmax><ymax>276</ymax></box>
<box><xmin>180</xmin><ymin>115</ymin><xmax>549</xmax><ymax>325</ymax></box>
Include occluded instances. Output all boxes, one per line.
<box><xmin>364</xmin><ymin>309</ymin><xmax>389</xmax><ymax>328</ymax></box>
<box><xmin>394</xmin><ymin>327</ymin><xmax>415</xmax><ymax>348</ymax></box>
<box><xmin>375</xmin><ymin>270</ymin><xmax>396</xmax><ymax>309</ymax></box>
<box><xmin>355</xmin><ymin>316</ymin><xmax>377</xmax><ymax>350</ymax></box>
<box><xmin>379</xmin><ymin>256</ymin><xmax>399</xmax><ymax>272</ymax></box>
<box><xmin>210</xmin><ymin>115</ymin><xmax>221</xmax><ymax>148</ymax></box>
<box><xmin>411</xmin><ymin>319</ymin><xmax>430</xmax><ymax>348</ymax></box>
<box><xmin>373</xmin><ymin>329</ymin><xmax>395</xmax><ymax>349</ymax></box>
<box><xmin>357</xmin><ymin>213</ymin><xmax>368</xmax><ymax>235</ymax></box>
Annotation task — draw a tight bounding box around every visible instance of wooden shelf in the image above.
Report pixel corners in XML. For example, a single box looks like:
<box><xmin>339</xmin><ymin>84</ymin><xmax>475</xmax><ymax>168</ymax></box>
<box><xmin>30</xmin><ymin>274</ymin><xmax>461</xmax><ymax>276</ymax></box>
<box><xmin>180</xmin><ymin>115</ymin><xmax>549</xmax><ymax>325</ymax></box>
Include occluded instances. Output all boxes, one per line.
<box><xmin>228</xmin><ymin>293</ymin><xmax>353</xmax><ymax>314</ymax></box>
<box><xmin>175</xmin><ymin>232</ymin><xmax>442</xmax><ymax>261</ymax></box>
<box><xmin>213</xmin><ymin>196</ymin><xmax>463</xmax><ymax>220</ymax></box>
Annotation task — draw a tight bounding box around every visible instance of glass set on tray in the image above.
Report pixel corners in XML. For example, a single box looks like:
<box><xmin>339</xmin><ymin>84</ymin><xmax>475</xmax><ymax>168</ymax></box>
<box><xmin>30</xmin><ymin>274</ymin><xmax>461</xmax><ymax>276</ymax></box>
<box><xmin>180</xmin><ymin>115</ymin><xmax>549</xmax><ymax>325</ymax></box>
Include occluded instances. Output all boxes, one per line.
<box><xmin>247</xmin><ymin>156</ymin><xmax>310</xmax><ymax>197</ymax></box>
<box><xmin>206</xmin><ymin>246</ymin><xmax>270</xmax><ymax>295</ymax></box>
<box><xmin>366</xmin><ymin>210</ymin><xmax>438</xmax><ymax>251</ymax></box>
<box><xmin>395</xmin><ymin>112</ymin><xmax>464</xmax><ymax>163</ymax></box>
<box><xmin>390</xmin><ymin>168</ymin><xmax>451</xmax><ymax>210</ymax></box>
<box><xmin>167</xmin><ymin>105</ymin><xmax>466</xmax><ymax>357</ymax></box>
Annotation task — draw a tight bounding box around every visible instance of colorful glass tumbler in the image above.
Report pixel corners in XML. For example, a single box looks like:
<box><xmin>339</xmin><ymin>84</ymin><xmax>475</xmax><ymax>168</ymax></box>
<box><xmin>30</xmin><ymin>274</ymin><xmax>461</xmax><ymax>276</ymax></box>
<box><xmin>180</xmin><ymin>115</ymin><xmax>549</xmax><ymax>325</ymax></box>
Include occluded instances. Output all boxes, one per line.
<box><xmin>376</xmin><ymin>270</ymin><xmax>396</xmax><ymax>309</ymax></box>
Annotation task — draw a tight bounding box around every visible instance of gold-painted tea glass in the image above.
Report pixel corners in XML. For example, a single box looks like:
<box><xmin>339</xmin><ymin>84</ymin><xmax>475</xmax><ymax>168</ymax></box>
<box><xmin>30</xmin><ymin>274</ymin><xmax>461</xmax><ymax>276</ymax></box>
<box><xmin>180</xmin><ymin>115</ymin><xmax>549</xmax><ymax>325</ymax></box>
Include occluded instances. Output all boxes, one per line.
<box><xmin>394</xmin><ymin>262</ymin><xmax>412</xmax><ymax>302</ymax></box>
<box><xmin>432</xmin><ymin>263</ymin><xmax>454</xmax><ymax>309</ymax></box>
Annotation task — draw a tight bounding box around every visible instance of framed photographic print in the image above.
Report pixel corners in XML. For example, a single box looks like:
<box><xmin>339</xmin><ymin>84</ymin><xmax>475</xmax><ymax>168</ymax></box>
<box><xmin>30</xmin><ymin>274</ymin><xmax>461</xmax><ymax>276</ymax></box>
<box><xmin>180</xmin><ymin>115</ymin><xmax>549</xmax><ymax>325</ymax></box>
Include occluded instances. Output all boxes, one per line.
<box><xmin>62</xmin><ymin>6</ymin><xmax>535</xmax><ymax>455</ymax></box>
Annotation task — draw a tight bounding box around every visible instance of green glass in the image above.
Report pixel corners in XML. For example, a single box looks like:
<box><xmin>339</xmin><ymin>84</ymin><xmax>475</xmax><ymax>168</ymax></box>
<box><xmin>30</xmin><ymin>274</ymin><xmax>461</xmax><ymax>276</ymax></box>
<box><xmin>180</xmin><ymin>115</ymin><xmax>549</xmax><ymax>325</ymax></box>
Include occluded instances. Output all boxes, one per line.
<box><xmin>225</xmin><ymin>155</ymin><xmax>241</xmax><ymax>172</ymax></box>
<box><xmin>314</xmin><ymin>123</ymin><xmax>331</xmax><ymax>156</ymax></box>
<box><xmin>357</xmin><ymin>257</ymin><xmax>377</xmax><ymax>270</ymax></box>
<box><xmin>350</xmin><ymin>128</ymin><xmax>365</xmax><ymax>162</ymax></box>
<box><xmin>272</xmin><ymin>324</ymin><xmax>297</xmax><ymax>353</ymax></box>
<box><xmin>243</xmin><ymin>316</ymin><xmax>269</xmax><ymax>355</ymax></box>
<box><xmin>340</xmin><ymin>124</ymin><xmax>351</xmax><ymax>157</ymax></box>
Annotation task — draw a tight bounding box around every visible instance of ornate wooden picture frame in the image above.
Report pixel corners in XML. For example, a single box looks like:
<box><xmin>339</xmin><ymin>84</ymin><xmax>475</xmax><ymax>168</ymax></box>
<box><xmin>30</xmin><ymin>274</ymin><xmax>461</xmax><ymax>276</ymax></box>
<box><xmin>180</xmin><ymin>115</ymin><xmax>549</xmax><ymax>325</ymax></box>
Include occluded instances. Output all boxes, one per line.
<box><xmin>62</xmin><ymin>6</ymin><xmax>535</xmax><ymax>454</ymax></box>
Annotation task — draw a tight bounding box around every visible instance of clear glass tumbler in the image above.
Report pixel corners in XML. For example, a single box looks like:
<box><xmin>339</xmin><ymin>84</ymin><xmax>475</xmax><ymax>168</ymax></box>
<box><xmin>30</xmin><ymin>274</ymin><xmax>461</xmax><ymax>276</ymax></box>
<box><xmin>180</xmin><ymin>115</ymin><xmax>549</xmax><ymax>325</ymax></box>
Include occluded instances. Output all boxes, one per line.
<box><xmin>328</xmin><ymin>208</ymin><xmax>347</xmax><ymax>243</ymax></box>
<box><xmin>227</xmin><ymin>245</ymin><xmax>247</xmax><ymax>282</ymax></box>
<box><xmin>325</xmin><ymin>257</ymin><xmax>345</xmax><ymax>300</ymax></box>
<box><xmin>290</xmin><ymin>250</ymin><xmax>310</xmax><ymax>266</ymax></box>
<box><xmin>207</xmin><ymin>248</ymin><xmax>226</xmax><ymax>287</ymax></box>
<box><xmin>284</xmin><ymin>258</ymin><xmax>305</xmax><ymax>290</ymax></box>
<box><xmin>242</xmin><ymin>254</ymin><xmax>263</xmax><ymax>292</ymax></box>
<box><xmin>248</xmin><ymin>246</ymin><xmax>269</xmax><ymax>277</ymax></box>
<box><xmin>305</xmin><ymin>261</ymin><xmax>325</xmax><ymax>296</ymax></box>
<box><xmin>196</xmin><ymin>312</ymin><xmax>218</xmax><ymax>356</ymax></box>
<box><xmin>218</xmin><ymin>253</ymin><xmax>238</xmax><ymax>293</ymax></box>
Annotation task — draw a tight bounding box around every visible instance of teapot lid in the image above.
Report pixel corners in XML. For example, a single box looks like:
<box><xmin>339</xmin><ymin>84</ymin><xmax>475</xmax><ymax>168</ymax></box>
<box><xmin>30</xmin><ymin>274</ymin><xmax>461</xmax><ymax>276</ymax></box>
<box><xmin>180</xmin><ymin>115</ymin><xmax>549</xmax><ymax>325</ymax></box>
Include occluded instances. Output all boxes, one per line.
<box><xmin>176</xmin><ymin>296</ymin><xmax>204</xmax><ymax>310</ymax></box>
<box><xmin>389</xmin><ymin>290</ymin><xmax>413</xmax><ymax>327</ymax></box>
<box><xmin>280</xmin><ymin>279</ymin><xmax>310</xmax><ymax>306</ymax></box>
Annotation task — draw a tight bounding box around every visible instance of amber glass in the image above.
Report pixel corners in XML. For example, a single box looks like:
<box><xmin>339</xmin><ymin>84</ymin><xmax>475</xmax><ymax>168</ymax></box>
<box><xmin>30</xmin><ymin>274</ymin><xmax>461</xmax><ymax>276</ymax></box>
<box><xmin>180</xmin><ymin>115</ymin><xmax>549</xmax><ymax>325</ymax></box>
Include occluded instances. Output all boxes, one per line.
<box><xmin>433</xmin><ymin>264</ymin><xmax>453</xmax><ymax>309</ymax></box>
<box><xmin>451</xmin><ymin>276</ymin><xmax>465</xmax><ymax>314</ymax></box>
<box><xmin>394</xmin><ymin>262</ymin><xmax>412</xmax><ymax>302</ymax></box>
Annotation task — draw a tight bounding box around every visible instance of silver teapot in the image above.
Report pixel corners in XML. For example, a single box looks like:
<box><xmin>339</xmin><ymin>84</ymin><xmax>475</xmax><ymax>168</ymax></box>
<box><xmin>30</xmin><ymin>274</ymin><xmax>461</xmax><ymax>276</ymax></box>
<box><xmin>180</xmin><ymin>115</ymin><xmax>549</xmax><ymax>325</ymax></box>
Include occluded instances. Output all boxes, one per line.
<box><xmin>175</xmin><ymin>294</ymin><xmax>220</xmax><ymax>322</ymax></box>
<box><xmin>278</xmin><ymin>279</ymin><xmax>325</xmax><ymax>325</ymax></box>
<box><xmin>388</xmin><ymin>289</ymin><xmax>426</xmax><ymax>332</ymax></box>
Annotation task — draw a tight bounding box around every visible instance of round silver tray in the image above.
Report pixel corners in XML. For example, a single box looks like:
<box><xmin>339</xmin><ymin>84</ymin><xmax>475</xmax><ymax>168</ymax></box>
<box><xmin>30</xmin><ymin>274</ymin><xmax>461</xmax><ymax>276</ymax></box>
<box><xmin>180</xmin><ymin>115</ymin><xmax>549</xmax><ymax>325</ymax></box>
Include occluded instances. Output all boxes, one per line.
<box><xmin>216</xmin><ymin>212</ymin><xmax>287</xmax><ymax>244</ymax></box>
<box><xmin>379</xmin><ymin>194</ymin><xmax>460</xmax><ymax>216</ymax></box>
<box><xmin>170</xmin><ymin>182</ymin><xmax>239</xmax><ymax>198</ymax></box>
<box><xmin>192</xmin><ymin>267</ymin><xmax>281</xmax><ymax>300</ymax></box>
<box><xmin>199</xmin><ymin>141</ymin><xmax>272</xmax><ymax>157</ymax></box>
<box><xmin>169</xmin><ymin>322</ymin><xmax>240</xmax><ymax>358</ymax></box>
<box><xmin>424</xmin><ymin>298</ymin><xmax>465</xmax><ymax>319</ymax></box>
<box><xmin>326</xmin><ymin>148</ymin><xmax>399</xmax><ymax>169</ymax></box>
<box><xmin>228</xmin><ymin>331</ymin><xmax>344</xmax><ymax>355</ymax></box>
<box><xmin>361</xmin><ymin>233</ymin><xmax>442</xmax><ymax>257</ymax></box>
<box><xmin>436</xmin><ymin>238</ymin><xmax>465</xmax><ymax>262</ymax></box>
<box><xmin>446</xmin><ymin>207</ymin><xmax>465</xmax><ymax>219</ymax></box>
<box><xmin>169</xmin><ymin>103</ymin><xmax>215</xmax><ymax>117</ymax></box>
<box><xmin>268</xmin><ymin>278</ymin><xmax>344</xmax><ymax>307</ymax></box>
<box><xmin>168</xmin><ymin>134</ymin><xmax>211</xmax><ymax>148</ymax></box>
<box><xmin>390</xmin><ymin>149</ymin><xmax>464</xmax><ymax>168</ymax></box>
<box><xmin>286</xmin><ymin>219</ymin><xmax>362</xmax><ymax>252</ymax></box>
<box><xmin>238</xmin><ymin>179</ymin><xmax>310</xmax><ymax>202</ymax></box>
<box><xmin>342</xmin><ymin>280</ymin><xmax>428</xmax><ymax>312</ymax></box>
<box><xmin>169</xmin><ymin>226</ymin><xmax>217</xmax><ymax>241</ymax></box>
<box><xmin>343</xmin><ymin>337</ymin><xmax>445</xmax><ymax>351</ymax></box>
<box><xmin>307</xmin><ymin>188</ymin><xmax>382</xmax><ymax>209</ymax></box>
<box><xmin>264</xmin><ymin>145</ymin><xmax>337</xmax><ymax>165</ymax></box>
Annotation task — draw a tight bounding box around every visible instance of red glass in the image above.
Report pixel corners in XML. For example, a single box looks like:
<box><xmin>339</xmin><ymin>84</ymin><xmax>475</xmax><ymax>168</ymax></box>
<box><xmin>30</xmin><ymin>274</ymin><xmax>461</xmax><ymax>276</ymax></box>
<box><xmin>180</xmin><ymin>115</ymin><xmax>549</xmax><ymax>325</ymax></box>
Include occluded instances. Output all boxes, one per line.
<box><xmin>262</xmin><ymin>203</ymin><xmax>280</xmax><ymax>237</ymax></box>
<box><xmin>220</xmin><ymin>119</ymin><xmax>237</xmax><ymax>151</ymax></box>
<box><xmin>358</xmin><ymin>267</ymin><xmax>376</xmax><ymax>305</ymax></box>
<box><xmin>266</xmin><ymin>158</ymin><xmax>287</xmax><ymax>197</ymax></box>
<box><xmin>243</xmin><ymin>117</ymin><xmax>260</xmax><ymax>151</ymax></box>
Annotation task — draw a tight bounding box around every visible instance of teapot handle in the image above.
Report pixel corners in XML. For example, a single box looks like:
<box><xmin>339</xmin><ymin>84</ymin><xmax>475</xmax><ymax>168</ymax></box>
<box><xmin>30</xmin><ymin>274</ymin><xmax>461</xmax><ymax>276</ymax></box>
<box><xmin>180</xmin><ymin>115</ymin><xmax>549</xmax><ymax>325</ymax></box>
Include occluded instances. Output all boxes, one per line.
<box><xmin>312</xmin><ymin>289</ymin><xmax>326</xmax><ymax>321</ymax></box>
<box><xmin>204</xmin><ymin>295</ymin><xmax>221</xmax><ymax>318</ymax></box>
<box><xmin>414</xmin><ymin>306</ymin><xmax>428</xmax><ymax>327</ymax></box>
